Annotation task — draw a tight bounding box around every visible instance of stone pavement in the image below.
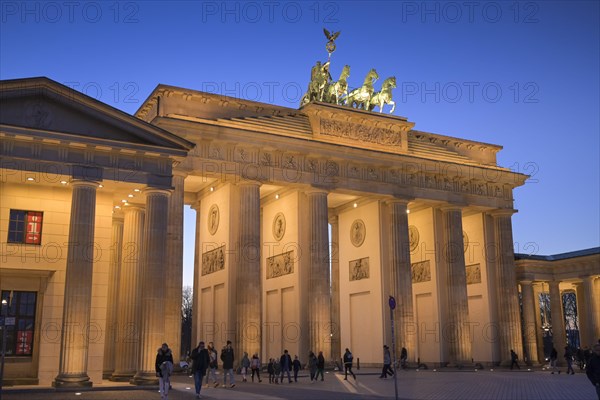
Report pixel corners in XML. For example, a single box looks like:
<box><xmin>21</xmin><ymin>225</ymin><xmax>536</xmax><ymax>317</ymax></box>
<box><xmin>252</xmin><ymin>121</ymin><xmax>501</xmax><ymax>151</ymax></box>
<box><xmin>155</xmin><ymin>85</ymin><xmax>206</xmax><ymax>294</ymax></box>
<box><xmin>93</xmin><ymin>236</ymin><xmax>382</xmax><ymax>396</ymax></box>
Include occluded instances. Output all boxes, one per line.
<box><xmin>1</xmin><ymin>368</ymin><xmax>597</xmax><ymax>400</ymax></box>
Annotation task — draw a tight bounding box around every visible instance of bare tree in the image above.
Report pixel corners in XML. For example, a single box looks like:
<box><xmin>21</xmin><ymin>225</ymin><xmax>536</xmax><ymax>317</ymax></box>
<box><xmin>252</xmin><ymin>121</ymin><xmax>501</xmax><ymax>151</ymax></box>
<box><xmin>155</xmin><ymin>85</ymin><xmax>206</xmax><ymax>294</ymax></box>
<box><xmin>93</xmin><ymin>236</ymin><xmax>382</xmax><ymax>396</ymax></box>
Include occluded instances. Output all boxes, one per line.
<box><xmin>181</xmin><ymin>286</ymin><xmax>193</xmax><ymax>357</ymax></box>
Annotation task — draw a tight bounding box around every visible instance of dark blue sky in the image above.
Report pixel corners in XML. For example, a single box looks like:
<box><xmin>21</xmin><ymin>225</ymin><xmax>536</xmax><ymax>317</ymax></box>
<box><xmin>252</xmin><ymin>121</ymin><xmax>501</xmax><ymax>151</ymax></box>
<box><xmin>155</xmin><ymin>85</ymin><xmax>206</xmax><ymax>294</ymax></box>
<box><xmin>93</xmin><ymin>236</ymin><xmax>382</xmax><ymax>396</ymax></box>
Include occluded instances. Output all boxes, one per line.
<box><xmin>2</xmin><ymin>1</ymin><xmax>598</xmax><ymax>285</ymax></box>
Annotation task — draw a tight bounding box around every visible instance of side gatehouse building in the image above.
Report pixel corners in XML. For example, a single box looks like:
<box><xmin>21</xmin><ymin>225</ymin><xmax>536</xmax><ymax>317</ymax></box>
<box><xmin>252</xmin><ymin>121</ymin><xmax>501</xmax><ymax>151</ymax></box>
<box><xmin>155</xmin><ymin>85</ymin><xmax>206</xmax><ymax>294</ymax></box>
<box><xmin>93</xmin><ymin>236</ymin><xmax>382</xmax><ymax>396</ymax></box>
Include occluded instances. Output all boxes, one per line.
<box><xmin>0</xmin><ymin>77</ymin><xmax>598</xmax><ymax>386</ymax></box>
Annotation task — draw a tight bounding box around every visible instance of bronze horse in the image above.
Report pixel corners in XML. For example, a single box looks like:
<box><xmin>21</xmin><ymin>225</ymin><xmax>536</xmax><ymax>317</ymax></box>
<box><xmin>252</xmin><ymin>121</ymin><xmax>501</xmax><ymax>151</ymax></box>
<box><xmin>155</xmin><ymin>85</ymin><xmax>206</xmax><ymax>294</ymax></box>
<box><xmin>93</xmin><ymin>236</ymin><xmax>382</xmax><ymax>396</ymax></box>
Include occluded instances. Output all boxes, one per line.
<box><xmin>346</xmin><ymin>68</ymin><xmax>379</xmax><ymax>110</ymax></box>
<box><xmin>368</xmin><ymin>77</ymin><xmax>396</xmax><ymax>113</ymax></box>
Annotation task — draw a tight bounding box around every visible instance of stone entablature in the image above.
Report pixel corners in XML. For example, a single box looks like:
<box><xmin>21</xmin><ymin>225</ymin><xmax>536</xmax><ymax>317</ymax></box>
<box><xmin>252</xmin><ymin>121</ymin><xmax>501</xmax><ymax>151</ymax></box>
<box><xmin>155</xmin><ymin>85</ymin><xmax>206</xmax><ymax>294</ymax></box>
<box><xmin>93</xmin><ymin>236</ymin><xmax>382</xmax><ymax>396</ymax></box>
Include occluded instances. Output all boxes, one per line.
<box><xmin>515</xmin><ymin>248</ymin><xmax>600</xmax><ymax>282</ymax></box>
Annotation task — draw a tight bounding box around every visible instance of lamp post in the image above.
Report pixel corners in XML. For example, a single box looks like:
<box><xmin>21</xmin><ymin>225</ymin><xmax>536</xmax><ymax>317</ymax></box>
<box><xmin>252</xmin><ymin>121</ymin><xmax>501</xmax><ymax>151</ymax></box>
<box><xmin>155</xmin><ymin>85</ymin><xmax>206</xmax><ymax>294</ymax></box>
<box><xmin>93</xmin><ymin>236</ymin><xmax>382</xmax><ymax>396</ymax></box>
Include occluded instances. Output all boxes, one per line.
<box><xmin>0</xmin><ymin>292</ymin><xmax>12</xmax><ymax>399</ymax></box>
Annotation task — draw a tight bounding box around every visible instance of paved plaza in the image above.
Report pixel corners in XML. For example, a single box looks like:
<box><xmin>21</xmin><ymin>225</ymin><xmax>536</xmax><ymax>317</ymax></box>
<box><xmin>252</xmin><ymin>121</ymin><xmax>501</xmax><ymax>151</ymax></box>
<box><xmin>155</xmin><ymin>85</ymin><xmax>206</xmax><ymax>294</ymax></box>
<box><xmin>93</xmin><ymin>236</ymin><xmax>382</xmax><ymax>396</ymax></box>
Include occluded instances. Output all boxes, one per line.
<box><xmin>2</xmin><ymin>368</ymin><xmax>597</xmax><ymax>400</ymax></box>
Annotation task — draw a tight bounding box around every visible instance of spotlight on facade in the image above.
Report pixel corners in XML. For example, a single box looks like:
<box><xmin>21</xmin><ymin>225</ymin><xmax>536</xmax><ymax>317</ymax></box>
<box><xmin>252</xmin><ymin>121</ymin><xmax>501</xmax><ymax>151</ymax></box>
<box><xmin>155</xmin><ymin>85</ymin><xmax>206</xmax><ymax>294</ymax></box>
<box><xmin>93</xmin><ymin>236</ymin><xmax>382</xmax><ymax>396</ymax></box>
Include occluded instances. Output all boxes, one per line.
<box><xmin>275</xmin><ymin>194</ymin><xmax>280</xmax><ymax>199</ymax></box>
<box><xmin>353</xmin><ymin>202</ymin><xmax>358</xmax><ymax>208</ymax></box>
<box><xmin>134</xmin><ymin>188</ymin><xmax>141</xmax><ymax>192</ymax></box>
<box><xmin>26</xmin><ymin>177</ymin><xmax>35</xmax><ymax>181</ymax></box>
<box><xmin>60</xmin><ymin>181</ymin><xmax>67</xmax><ymax>185</ymax></box>
<box><xmin>98</xmin><ymin>184</ymin><xmax>103</xmax><ymax>188</ymax></box>
<box><xmin>128</xmin><ymin>194</ymin><xmax>134</xmax><ymax>198</ymax></box>
<box><xmin>210</xmin><ymin>187</ymin><xmax>214</xmax><ymax>192</ymax></box>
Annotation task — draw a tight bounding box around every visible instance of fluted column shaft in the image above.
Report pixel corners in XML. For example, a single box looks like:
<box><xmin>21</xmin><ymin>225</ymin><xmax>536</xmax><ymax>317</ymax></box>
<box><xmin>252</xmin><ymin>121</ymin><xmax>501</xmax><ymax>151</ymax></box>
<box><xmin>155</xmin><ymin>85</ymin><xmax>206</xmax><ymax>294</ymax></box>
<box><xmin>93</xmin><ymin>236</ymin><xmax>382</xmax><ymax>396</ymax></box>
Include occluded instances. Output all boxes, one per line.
<box><xmin>329</xmin><ymin>215</ymin><xmax>341</xmax><ymax>362</ymax></box>
<box><xmin>389</xmin><ymin>200</ymin><xmax>415</xmax><ymax>359</ymax></box>
<box><xmin>236</xmin><ymin>182</ymin><xmax>262</xmax><ymax>357</ymax></box>
<box><xmin>103</xmin><ymin>212</ymin><xmax>124</xmax><ymax>378</ymax></box>
<box><xmin>549</xmin><ymin>281</ymin><xmax>566</xmax><ymax>356</ymax></box>
<box><xmin>53</xmin><ymin>180</ymin><xmax>99</xmax><ymax>387</ymax></box>
<box><xmin>307</xmin><ymin>190</ymin><xmax>331</xmax><ymax>357</ymax></box>
<box><xmin>190</xmin><ymin>202</ymin><xmax>201</xmax><ymax>345</ymax></box>
<box><xmin>133</xmin><ymin>189</ymin><xmax>171</xmax><ymax>384</ymax></box>
<box><xmin>532</xmin><ymin>283</ymin><xmax>546</xmax><ymax>363</ymax></box>
<box><xmin>574</xmin><ymin>283</ymin><xmax>588</xmax><ymax>349</ymax></box>
<box><xmin>441</xmin><ymin>207</ymin><xmax>471</xmax><ymax>365</ymax></box>
<box><xmin>111</xmin><ymin>206</ymin><xmax>145</xmax><ymax>381</ymax></box>
<box><xmin>165</xmin><ymin>173</ymin><xmax>185</xmax><ymax>359</ymax></box>
<box><xmin>492</xmin><ymin>211</ymin><xmax>523</xmax><ymax>364</ymax></box>
<box><xmin>520</xmin><ymin>281</ymin><xmax>538</xmax><ymax>364</ymax></box>
<box><xmin>584</xmin><ymin>276</ymin><xmax>600</xmax><ymax>346</ymax></box>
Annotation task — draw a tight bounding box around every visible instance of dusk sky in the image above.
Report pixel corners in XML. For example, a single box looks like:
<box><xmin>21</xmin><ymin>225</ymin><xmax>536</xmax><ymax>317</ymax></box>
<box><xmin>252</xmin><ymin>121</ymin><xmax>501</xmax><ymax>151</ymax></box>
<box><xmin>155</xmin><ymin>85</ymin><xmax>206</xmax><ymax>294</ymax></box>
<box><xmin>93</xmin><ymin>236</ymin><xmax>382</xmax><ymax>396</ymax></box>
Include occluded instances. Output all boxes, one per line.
<box><xmin>1</xmin><ymin>1</ymin><xmax>598</xmax><ymax>287</ymax></box>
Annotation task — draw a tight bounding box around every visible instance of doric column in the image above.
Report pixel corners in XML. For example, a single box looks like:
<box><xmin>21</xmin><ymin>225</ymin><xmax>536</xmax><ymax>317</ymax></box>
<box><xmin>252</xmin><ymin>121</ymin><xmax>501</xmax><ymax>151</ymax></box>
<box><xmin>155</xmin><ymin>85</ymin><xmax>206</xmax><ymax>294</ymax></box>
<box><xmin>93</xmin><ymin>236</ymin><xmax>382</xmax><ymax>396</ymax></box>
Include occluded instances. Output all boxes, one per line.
<box><xmin>520</xmin><ymin>281</ymin><xmax>538</xmax><ymax>364</ymax></box>
<box><xmin>389</xmin><ymin>199</ymin><xmax>415</xmax><ymax>360</ymax></box>
<box><xmin>329</xmin><ymin>215</ymin><xmax>341</xmax><ymax>362</ymax></box>
<box><xmin>190</xmin><ymin>202</ymin><xmax>201</xmax><ymax>345</ymax></box>
<box><xmin>441</xmin><ymin>206</ymin><xmax>471</xmax><ymax>365</ymax></box>
<box><xmin>307</xmin><ymin>189</ymin><xmax>331</xmax><ymax>357</ymax></box>
<box><xmin>103</xmin><ymin>211</ymin><xmax>124</xmax><ymax>378</ymax></box>
<box><xmin>111</xmin><ymin>205</ymin><xmax>145</xmax><ymax>381</ymax></box>
<box><xmin>132</xmin><ymin>188</ymin><xmax>171</xmax><ymax>385</ymax></box>
<box><xmin>236</xmin><ymin>181</ymin><xmax>262</xmax><ymax>357</ymax></box>
<box><xmin>491</xmin><ymin>210</ymin><xmax>523</xmax><ymax>365</ymax></box>
<box><xmin>532</xmin><ymin>283</ymin><xmax>546</xmax><ymax>363</ymax></box>
<box><xmin>164</xmin><ymin>172</ymin><xmax>186</xmax><ymax>359</ymax></box>
<box><xmin>584</xmin><ymin>276</ymin><xmax>600</xmax><ymax>346</ymax></box>
<box><xmin>53</xmin><ymin>179</ymin><xmax>99</xmax><ymax>388</ymax></box>
<box><xmin>574</xmin><ymin>282</ymin><xmax>589</xmax><ymax>349</ymax></box>
<box><xmin>549</xmin><ymin>280</ymin><xmax>566</xmax><ymax>357</ymax></box>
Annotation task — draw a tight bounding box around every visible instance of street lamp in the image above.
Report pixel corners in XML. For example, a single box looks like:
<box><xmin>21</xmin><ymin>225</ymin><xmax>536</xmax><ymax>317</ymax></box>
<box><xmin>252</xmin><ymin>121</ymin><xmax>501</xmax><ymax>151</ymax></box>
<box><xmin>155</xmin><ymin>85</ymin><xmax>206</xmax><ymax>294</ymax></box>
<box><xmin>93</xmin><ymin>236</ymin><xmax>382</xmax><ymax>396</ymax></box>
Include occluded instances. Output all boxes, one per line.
<box><xmin>1</xmin><ymin>292</ymin><xmax>13</xmax><ymax>399</ymax></box>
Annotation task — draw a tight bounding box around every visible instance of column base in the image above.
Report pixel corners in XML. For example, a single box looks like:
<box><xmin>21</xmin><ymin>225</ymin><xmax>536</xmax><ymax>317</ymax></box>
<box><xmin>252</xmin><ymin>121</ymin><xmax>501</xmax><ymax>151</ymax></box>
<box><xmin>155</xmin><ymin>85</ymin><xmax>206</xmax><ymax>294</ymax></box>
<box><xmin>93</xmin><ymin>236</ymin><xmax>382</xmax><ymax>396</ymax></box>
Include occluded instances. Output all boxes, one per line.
<box><xmin>52</xmin><ymin>374</ymin><xmax>93</xmax><ymax>388</ymax></box>
<box><xmin>110</xmin><ymin>371</ymin><xmax>136</xmax><ymax>382</ymax></box>
<box><xmin>130</xmin><ymin>371</ymin><xmax>159</xmax><ymax>385</ymax></box>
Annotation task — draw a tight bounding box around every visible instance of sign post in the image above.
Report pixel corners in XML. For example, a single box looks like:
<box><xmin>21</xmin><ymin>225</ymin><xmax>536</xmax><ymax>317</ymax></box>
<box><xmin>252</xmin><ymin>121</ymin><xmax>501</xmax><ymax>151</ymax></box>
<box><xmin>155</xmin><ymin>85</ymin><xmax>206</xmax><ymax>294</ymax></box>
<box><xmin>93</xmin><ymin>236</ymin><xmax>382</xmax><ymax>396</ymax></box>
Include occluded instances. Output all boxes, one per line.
<box><xmin>388</xmin><ymin>296</ymin><xmax>399</xmax><ymax>400</ymax></box>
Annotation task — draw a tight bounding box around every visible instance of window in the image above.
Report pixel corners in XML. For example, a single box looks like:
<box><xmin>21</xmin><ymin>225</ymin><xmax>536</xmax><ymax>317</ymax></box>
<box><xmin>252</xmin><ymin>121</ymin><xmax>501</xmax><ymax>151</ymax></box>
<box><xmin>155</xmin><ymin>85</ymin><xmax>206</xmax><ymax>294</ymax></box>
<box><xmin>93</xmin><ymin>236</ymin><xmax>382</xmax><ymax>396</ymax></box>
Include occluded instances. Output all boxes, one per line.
<box><xmin>1</xmin><ymin>291</ymin><xmax>37</xmax><ymax>356</ymax></box>
<box><xmin>7</xmin><ymin>210</ymin><xmax>43</xmax><ymax>245</ymax></box>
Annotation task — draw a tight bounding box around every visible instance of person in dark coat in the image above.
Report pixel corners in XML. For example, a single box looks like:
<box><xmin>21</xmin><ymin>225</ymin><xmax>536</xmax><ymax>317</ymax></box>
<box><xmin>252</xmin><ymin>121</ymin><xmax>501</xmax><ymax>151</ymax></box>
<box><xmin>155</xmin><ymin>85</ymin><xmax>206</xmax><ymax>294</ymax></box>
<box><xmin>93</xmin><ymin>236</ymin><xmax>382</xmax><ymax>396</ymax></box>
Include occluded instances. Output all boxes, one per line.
<box><xmin>280</xmin><ymin>349</ymin><xmax>292</xmax><ymax>383</ymax></box>
<box><xmin>565</xmin><ymin>346</ymin><xmax>575</xmax><ymax>375</ymax></box>
<box><xmin>585</xmin><ymin>344</ymin><xmax>600</xmax><ymax>400</ymax></box>
<box><xmin>316</xmin><ymin>351</ymin><xmax>325</xmax><ymax>381</ymax></box>
<box><xmin>155</xmin><ymin>343</ymin><xmax>174</xmax><ymax>400</ymax></box>
<box><xmin>550</xmin><ymin>347</ymin><xmax>559</xmax><ymax>374</ymax></box>
<box><xmin>343</xmin><ymin>348</ymin><xmax>356</xmax><ymax>380</ymax></box>
<box><xmin>190</xmin><ymin>341</ymin><xmax>210</xmax><ymax>398</ymax></box>
<box><xmin>510</xmin><ymin>349</ymin><xmax>520</xmax><ymax>370</ymax></box>
<box><xmin>220</xmin><ymin>340</ymin><xmax>235</xmax><ymax>387</ymax></box>
<box><xmin>292</xmin><ymin>355</ymin><xmax>301</xmax><ymax>382</ymax></box>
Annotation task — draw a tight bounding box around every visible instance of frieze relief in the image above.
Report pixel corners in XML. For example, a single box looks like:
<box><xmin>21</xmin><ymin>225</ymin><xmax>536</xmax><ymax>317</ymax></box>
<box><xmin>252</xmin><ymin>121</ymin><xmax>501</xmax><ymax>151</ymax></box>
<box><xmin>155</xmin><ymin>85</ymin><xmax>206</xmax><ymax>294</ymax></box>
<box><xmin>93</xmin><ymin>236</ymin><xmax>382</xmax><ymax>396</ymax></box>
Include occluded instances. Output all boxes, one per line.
<box><xmin>411</xmin><ymin>260</ymin><xmax>431</xmax><ymax>283</ymax></box>
<box><xmin>349</xmin><ymin>257</ymin><xmax>369</xmax><ymax>281</ymax></box>
<box><xmin>466</xmin><ymin>263</ymin><xmax>481</xmax><ymax>284</ymax></box>
<box><xmin>320</xmin><ymin>119</ymin><xmax>402</xmax><ymax>146</ymax></box>
<box><xmin>202</xmin><ymin>245</ymin><xmax>225</xmax><ymax>276</ymax></box>
<box><xmin>266</xmin><ymin>250</ymin><xmax>294</xmax><ymax>279</ymax></box>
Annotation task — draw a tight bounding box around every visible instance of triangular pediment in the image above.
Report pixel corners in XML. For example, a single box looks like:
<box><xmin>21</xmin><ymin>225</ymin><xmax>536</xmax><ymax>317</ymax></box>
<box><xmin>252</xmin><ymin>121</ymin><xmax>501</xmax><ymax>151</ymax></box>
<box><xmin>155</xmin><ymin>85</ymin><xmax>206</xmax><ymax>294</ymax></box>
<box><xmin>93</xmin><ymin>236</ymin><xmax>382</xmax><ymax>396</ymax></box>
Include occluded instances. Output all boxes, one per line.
<box><xmin>0</xmin><ymin>77</ymin><xmax>193</xmax><ymax>153</ymax></box>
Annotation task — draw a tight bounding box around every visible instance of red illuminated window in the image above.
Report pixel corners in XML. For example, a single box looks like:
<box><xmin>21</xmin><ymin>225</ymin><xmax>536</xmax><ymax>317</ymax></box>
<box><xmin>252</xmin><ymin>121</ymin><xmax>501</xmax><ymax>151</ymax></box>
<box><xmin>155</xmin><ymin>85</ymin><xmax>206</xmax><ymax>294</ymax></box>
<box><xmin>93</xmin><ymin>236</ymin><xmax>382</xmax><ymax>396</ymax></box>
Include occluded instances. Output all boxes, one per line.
<box><xmin>7</xmin><ymin>210</ymin><xmax>43</xmax><ymax>245</ymax></box>
<box><xmin>1</xmin><ymin>291</ymin><xmax>37</xmax><ymax>356</ymax></box>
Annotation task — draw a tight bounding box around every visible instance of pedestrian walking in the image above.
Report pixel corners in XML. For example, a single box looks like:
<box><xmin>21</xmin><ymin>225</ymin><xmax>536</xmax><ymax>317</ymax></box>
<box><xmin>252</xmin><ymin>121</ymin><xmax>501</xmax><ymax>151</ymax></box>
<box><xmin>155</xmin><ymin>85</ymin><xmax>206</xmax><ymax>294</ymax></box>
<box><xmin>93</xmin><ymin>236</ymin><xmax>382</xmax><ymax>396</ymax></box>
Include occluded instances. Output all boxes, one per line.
<box><xmin>220</xmin><ymin>340</ymin><xmax>235</xmax><ymax>388</ymax></box>
<box><xmin>190</xmin><ymin>341</ymin><xmax>210</xmax><ymax>399</ymax></box>
<box><xmin>550</xmin><ymin>347</ymin><xmax>559</xmax><ymax>374</ymax></box>
<box><xmin>280</xmin><ymin>349</ymin><xmax>293</xmax><ymax>383</ymax></box>
<box><xmin>400</xmin><ymin>347</ymin><xmax>408</xmax><ymax>369</ymax></box>
<box><xmin>241</xmin><ymin>352</ymin><xmax>250</xmax><ymax>382</ymax></box>
<box><xmin>380</xmin><ymin>345</ymin><xmax>394</xmax><ymax>378</ymax></box>
<box><xmin>510</xmin><ymin>349</ymin><xmax>520</xmax><ymax>370</ymax></box>
<box><xmin>343</xmin><ymin>348</ymin><xmax>356</xmax><ymax>380</ymax></box>
<box><xmin>205</xmin><ymin>342</ymin><xmax>219</xmax><ymax>388</ymax></box>
<box><xmin>273</xmin><ymin>358</ymin><xmax>281</xmax><ymax>383</ymax></box>
<box><xmin>292</xmin><ymin>355</ymin><xmax>301</xmax><ymax>382</ymax></box>
<box><xmin>267</xmin><ymin>358</ymin><xmax>275</xmax><ymax>383</ymax></box>
<box><xmin>251</xmin><ymin>353</ymin><xmax>262</xmax><ymax>382</ymax></box>
<box><xmin>307</xmin><ymin>351</ymin><xmax>317</xmax><ymax>382</ymax></box>
<box><xmin>565</xmin><ymin>346</ymin><xmax>575</xmax><ymax>375</ymax></box>
<box><xmin>155</xmin><ymin>343</ymin><xmax>174</xmax><ymax>400</ymax></box>
<box><xmin>585</xmin><ymin>344</ymin><xmax>600</xmax><ymax>400</ymax></box>
<box><xmin>316</xmin><ymin>351</ymin><xmax>325</xmax><ymax>381</ymax></box>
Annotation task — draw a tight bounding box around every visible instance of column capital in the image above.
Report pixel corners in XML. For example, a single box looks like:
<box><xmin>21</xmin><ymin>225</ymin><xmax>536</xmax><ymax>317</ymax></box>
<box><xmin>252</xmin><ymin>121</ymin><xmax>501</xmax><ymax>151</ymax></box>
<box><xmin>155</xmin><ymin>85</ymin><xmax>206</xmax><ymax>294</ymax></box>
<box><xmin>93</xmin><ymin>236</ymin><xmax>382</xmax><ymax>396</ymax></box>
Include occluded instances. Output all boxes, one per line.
<box><xmin>70</xmin><ymin>179</ymin><xmax>101</xmax><ymax>189</ymax></box>
<box><xmin>438</xmin><ymin>203</ymin><xmax>466</xmax><ymax>213</ymax></box>
<box><xmin>385</xmin><ymin>195</ymin><xmax>413</xmax><ymax>206</ymax></box>
<box><xmin>172</xmin><ymin>169</ymin><xmax>189</xmax><ymax>179</ymax></box>
<box><xmin>143</xmin><ymin>187</ymin><xmax>172</xmax><ymax>197</ymax></box>
<box><xmin>520</xmin><ymin>280</ymin><xmax>534</xmax><ymax>286</ymax></box>
<box><xmin>237</xmin><ymin>180</ymin><xmax>262</xmax><ymax>188</ymax></box>
<box><xmin>489</xmin><ymin>208</ymin><xmax>518</xmax><ymax>217</ymax></box>
<box><xmin>305</xmin><ymin>186</ymin><xmax>329</xmax><ymax>196</ymax></box>
<box><xmin>112</xmin><ymin>210</ymin><xmax>124</xmax><ymax>222</ymax></box>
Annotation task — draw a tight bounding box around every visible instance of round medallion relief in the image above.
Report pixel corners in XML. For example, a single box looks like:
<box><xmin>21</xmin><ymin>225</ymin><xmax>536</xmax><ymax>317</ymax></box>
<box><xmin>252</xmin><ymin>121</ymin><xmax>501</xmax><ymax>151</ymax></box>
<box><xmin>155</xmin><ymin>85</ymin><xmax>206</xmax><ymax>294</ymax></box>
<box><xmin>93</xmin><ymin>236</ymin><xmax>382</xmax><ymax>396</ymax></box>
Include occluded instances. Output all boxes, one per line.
<box><xmin>207</xmin><ymin>204</ymin><xmax>219</xmax><ymax>235</ymax></box>
<box><xmin>350</xmin><ymin>219</ymin><xmax>366</xmax><ymax>247</ymax></box>
<box><xmin>463</xmin><ymin>231</ymin><xmax>469</xmax><ymax>253</ymax></box>
<box><xmin>408</xmin><ymin>225</ymin><xmax>420</xmax><ymax>252</ymax></box>
<box><xmin>272</xmin><ymin>212</ymin><xmax>286</xmax><ymax>241</ymax></box>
